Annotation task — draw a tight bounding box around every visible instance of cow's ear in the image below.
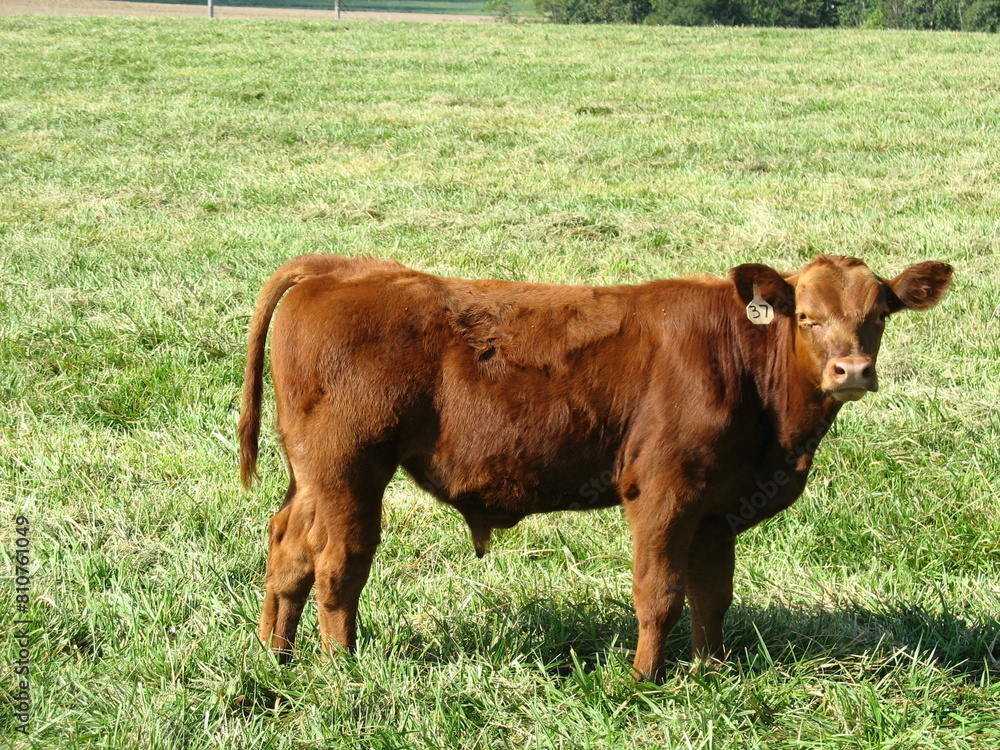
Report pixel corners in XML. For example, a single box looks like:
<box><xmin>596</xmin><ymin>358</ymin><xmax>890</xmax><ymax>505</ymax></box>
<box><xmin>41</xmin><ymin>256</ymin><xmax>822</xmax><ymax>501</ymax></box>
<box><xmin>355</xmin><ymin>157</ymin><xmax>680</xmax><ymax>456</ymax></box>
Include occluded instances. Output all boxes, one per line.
<box><xmin>730</xmin><ymin>263</ymin><xmax>795</xmax><ymax>317</ymax></box>
<box><xmin>886</xmin><ymin>261</ymin><xmax>953</xmax><ymax>312</ymax></box>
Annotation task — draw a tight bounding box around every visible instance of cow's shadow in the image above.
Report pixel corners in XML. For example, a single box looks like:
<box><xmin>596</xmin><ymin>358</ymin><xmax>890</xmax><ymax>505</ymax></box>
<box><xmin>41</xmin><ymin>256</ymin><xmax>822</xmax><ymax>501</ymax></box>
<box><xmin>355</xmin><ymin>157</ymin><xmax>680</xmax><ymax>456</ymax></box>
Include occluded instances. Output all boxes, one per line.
<box><xmin>390</xmin><ymin>596</ymin><xmax>998</xmax><ymax>682</ymax></box>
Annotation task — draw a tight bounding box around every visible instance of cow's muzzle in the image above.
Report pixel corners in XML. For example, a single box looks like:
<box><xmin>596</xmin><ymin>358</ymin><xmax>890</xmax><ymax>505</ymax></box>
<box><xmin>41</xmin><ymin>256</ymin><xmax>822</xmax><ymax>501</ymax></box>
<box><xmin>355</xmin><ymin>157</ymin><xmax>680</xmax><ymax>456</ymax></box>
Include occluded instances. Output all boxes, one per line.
<box><xmin>825</xmin><ymin>357</ymin><xmax>877</xmax><ymax>402</ymax></box>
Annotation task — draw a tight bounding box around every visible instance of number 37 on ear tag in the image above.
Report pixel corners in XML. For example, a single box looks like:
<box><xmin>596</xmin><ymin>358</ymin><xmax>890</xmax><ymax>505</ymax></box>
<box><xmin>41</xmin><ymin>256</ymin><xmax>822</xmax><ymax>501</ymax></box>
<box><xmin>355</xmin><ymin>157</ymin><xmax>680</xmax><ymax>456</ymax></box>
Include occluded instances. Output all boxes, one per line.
<box><xmin>746</xmin><ymin>285</ymin><xmax>774</xmax><ymax>325</ymax></box>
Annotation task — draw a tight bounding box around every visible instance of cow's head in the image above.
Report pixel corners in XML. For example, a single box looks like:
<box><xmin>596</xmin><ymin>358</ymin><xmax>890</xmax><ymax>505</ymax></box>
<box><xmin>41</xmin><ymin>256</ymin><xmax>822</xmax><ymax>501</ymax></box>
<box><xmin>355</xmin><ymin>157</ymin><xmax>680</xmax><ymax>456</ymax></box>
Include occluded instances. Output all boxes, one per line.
<box><xmin>732</xmin><ymin>255</ymin><xmax>952</xmax><ymax>403</ymax></box>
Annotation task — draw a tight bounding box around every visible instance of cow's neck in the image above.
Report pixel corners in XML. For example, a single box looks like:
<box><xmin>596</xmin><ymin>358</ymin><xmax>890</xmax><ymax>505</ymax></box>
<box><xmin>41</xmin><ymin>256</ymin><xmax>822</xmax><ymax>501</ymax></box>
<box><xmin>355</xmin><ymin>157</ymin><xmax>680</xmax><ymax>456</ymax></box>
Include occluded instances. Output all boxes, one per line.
<box><xmin>737</xmin><ymin>312</ymin><xmax>842</xmax><ymax>467</ymax></box>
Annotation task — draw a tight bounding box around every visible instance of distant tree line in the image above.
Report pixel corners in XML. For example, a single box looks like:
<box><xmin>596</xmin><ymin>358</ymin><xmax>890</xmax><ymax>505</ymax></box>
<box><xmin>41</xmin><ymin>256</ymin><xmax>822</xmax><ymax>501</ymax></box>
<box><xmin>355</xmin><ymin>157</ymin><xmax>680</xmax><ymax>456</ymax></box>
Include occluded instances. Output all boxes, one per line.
<box><xmin>533</xmin><ymin>0</ymin><xmax>1000</xmax><ymax>30</ymax></box>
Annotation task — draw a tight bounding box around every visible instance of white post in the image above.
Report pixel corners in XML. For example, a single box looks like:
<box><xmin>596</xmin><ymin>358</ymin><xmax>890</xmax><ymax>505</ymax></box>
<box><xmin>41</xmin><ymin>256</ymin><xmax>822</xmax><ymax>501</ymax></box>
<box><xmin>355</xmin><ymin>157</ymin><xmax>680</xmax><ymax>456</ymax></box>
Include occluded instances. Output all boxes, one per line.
<box><xmin>208</xmin><ymin>0</ymin><xmax>214</xmax><ymax>18</ymax></box>
<box><xmin>335</xmin><ymin>0</ymin><xmax>341</xmax><ymax>19</ymax></box>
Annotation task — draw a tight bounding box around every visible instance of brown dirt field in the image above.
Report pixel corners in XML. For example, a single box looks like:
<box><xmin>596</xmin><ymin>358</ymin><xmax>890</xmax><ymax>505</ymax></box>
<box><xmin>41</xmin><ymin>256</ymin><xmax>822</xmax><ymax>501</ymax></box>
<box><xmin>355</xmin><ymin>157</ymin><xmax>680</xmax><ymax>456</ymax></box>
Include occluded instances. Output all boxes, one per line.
<box><xmin>0</xmin><ymin>0</ymin><xmax>490</xmax><ymax>22</ymax></box>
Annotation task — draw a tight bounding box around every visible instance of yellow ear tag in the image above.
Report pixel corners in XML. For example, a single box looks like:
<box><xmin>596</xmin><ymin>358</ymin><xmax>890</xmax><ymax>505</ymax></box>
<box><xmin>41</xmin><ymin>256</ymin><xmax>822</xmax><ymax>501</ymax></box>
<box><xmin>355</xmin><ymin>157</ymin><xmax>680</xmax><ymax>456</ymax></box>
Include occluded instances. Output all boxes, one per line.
<box><xmin>746</xmin><ymin>284</ymin><xmax>774</xmax><ymax>325</ymax></box>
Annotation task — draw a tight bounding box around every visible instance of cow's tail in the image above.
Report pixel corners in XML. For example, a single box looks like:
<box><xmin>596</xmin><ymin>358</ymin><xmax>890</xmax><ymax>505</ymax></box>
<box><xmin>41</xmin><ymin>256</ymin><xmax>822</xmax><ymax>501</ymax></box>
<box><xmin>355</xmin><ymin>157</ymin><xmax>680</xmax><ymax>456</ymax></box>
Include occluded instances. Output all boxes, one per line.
<box><xmin>238</xmin><ymin>254</ymin><xmax>346</xmax><ymax>489</ymax></box>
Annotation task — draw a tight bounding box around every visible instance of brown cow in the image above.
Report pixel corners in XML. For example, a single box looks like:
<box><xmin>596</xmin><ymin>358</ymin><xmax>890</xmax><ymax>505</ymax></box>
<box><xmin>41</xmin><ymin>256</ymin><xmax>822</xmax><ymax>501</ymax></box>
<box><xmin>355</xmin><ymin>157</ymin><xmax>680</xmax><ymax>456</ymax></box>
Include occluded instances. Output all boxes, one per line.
<box><xmin>239</xmin><ymin>253</ymin><xmax>952</xmax><ymax>679</ymax></box>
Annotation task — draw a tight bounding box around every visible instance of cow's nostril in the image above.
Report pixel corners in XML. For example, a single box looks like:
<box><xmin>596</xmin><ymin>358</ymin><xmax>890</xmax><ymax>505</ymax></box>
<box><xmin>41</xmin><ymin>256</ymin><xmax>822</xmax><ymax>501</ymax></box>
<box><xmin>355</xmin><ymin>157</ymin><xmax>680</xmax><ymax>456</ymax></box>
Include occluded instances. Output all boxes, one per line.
<box><xmin>833</xmin><ymin>364</ymin><xmax>846</xmax><ymax>377</ymax></box>
<box><xmin>862</xmin><ymin>366</ymin><xmax>872</xmax><ymax>379</ymax></box>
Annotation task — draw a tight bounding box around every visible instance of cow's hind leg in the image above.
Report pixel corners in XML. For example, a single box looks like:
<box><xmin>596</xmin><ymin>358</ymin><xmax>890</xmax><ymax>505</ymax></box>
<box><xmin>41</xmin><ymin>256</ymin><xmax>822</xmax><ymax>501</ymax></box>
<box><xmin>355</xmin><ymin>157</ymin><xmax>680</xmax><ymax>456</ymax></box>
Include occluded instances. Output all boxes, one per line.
<box><xmin>311</xmin><ymin>479</ymin><xmax>386</xmax><ymax>658</ymax></box>
<box><xmin>258</xmin><ymin>453</ymin><xmax>392</xmax><ymax>662</ymax></box>
<box><xmin>259</xmin><ymin>476</ymin><xmax>315</xmax><ymax>662</ymax></box>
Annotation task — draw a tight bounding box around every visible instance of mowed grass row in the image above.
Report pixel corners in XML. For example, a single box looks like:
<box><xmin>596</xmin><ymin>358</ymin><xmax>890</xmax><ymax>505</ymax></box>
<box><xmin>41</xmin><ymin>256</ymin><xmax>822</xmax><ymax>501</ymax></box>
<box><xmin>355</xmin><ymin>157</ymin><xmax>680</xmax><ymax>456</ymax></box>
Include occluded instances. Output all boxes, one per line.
<box><xmin>162</xmin><ymin>0</ymin><xmax>506</xmax><ymax>14</ymax></box>
<box><xmin>0</xmin><ymin>15</ymin><xmax>998</xmax><ymax>748</ymax></box>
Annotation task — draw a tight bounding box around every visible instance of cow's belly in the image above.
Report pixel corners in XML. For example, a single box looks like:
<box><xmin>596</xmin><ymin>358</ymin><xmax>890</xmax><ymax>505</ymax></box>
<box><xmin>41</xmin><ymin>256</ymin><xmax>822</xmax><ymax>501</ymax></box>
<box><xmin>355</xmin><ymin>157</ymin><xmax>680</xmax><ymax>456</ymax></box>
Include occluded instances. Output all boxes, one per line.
<box><xmin>405</xmin><ymin>454</ymin><xmax>621</xmax><ymax>517</ymax></box>
<box><xmin>402</xmin><ymin>433</ymin><xmax>622</xmax><ymax>519</ymax></box>
<box><xmin>407</xmin><ymin>364</ymin><xmax>626</xmax><ymax>516</ymax></box>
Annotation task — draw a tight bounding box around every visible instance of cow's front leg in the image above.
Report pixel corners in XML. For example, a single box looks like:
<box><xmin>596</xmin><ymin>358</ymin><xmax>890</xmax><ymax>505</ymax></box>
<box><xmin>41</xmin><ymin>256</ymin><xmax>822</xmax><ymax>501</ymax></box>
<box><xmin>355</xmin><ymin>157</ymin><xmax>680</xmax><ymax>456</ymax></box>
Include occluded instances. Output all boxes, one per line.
<box><xmin>626</xmin><ymin>501</ymin><xmax>698</xmax><ymax>681</ymax></box>
<box><xmin>686</xmin><ymin>524</ymin><xmax>735</xmax><ymax>663</ymax></box>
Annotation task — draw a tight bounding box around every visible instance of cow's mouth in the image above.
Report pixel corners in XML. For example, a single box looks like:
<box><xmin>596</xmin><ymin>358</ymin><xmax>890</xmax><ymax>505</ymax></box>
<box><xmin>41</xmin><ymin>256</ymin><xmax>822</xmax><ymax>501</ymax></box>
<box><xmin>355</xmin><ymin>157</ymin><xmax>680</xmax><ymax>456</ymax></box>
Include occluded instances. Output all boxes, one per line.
<box><xmin>830</xmin><ymin>387</ymin><xmax>868</xmax><ymax>403</ymax></box>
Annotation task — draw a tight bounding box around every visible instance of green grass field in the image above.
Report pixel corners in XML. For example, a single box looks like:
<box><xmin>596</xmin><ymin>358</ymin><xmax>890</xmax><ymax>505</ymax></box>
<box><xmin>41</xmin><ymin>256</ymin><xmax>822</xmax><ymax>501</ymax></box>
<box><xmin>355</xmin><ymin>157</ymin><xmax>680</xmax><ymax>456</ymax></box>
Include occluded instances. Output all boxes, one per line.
<box><xmin>1</xmin><ymin>15</ymin><xmax>998</xmax><ymax>749</ymax></box>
